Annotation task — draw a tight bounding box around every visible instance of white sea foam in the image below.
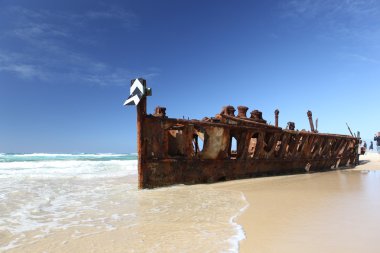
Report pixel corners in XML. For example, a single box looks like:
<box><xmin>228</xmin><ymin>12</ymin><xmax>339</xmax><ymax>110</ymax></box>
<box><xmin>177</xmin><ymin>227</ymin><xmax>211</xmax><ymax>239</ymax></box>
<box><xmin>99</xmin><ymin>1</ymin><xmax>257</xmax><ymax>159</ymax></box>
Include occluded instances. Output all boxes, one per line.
<box><xmin>0</xmin><ymin>153</ymin><xmax>129</xmax><ymax>157</ymax></box>
<box><xmin>0</xmin><ymin>160</ymin><xmax>137</xmax><ymax>179</ymax></box>
<box><xmin>228</xmin><ymin>193</ymin><xmax>249</xmax><ymax>252</ymax></box>
<box><xmin>0</xmin><ymin>154</ymin><xmax>248</xmax><ymax>252</ymax></box>
<box><xmin>0</xmin><ymin>154</ymin><xmax>139</xmax><ymax>251</ymax></box>
<box><xmin>0</xmin><ymin>176</ymin><xmax>138</xmax><ymax>251</ymax></box>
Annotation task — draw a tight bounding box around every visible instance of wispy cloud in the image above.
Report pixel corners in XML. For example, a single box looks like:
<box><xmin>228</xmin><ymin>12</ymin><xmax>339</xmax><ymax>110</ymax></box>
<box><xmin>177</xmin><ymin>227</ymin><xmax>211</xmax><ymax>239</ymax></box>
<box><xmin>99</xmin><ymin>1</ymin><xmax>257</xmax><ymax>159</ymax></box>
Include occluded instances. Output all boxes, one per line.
<box><xmin>7</xmin><ymin>5</ymin><xmax>138</xmax><ymax>35</ymax></box>
<box><xmin>0</xmin><ymin>5</ymin><xmax>153</xmax><ymax>85</ymax></box>
<box><xmin>84</xmin><ymin>6</ymin><xmax>138</xmax><ymax>29</ymax></box>
<box><xmin>340</xmin><ymin>53</ymin><xmax>380</xmax><ymax>65</ymax></box>
<box><xmin>281</xmin><ymin>0</ymin><xmax>380</xmax><ymax>36</ymax></box>
<box><xmin>0</xmin><ymin>63</ymin><xmax>45</xmax><ymax>79</ymax></box>
<box><xmin>0</xmin><ymin>52</ymin><xmax>48</xmax><ymax>80</ymax></box>
<box><xmin>280</xmin><ymin>0</ymin><xmax>380</xmax><ymax>62</ymax></box>
<box><xmin>283</xmin><ymin>0</ymin><xmax>380</xmax><ymax>19</ymax></box>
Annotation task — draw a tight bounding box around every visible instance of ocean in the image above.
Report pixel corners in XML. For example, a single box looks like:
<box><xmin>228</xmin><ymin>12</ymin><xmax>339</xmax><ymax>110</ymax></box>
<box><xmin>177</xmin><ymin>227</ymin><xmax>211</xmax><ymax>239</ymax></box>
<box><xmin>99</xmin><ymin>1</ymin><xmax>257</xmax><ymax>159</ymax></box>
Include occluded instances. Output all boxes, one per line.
<box><xmin>0</xmin><ymin>153</ymin><xmax>248</xmax><ymax>253</ymax></box>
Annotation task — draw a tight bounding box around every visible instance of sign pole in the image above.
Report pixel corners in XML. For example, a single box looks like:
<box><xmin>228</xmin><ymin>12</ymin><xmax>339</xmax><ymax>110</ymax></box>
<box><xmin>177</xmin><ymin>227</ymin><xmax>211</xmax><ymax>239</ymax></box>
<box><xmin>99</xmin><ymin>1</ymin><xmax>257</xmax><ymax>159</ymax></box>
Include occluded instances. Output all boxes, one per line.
<box><xmin>137</xmin><ymin>88</ymin><xmax>146</xmax><ymax>189</ymax></box>
<box><xmin>124</xmin><ymin>78</ymin><xmax>151</xmax><ymax>189</ymax></box>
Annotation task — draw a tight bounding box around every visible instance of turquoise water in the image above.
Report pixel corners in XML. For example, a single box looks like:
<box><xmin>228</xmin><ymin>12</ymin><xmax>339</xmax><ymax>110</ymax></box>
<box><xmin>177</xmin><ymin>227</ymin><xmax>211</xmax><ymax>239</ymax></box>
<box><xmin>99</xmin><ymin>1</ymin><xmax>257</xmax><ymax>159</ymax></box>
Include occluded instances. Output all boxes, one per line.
<box><xmin>0</xmin><ymin>153</ymin><xmax>138</xmax><ymax>179</ymax></box>
<box><xmin>0</xmin><ymin>153</ymin><xmax>137</xmax><ymax>162</ymax></box>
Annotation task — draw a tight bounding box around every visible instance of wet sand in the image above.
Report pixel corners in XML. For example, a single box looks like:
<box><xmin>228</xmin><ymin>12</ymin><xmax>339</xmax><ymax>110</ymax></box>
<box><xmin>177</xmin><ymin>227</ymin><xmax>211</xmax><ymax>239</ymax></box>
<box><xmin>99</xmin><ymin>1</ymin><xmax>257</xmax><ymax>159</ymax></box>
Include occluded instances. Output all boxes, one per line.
<box><xmin>2</xmin><ymin>177</ymin><xmax>247</xmax><ymax>253</ymax></box>
<box><xmin>215</xmin><ymin>152</ymin><xmax>380</xmax><ymax>253</ymax></box>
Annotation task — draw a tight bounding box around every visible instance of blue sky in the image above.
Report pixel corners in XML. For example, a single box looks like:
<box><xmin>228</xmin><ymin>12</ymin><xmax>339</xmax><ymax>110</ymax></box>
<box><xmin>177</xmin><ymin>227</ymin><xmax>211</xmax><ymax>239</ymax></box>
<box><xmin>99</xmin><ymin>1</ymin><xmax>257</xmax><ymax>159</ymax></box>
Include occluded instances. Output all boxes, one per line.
<box><xmin>1</xmin><ymin>0</ymin><xmax>379</xmax><ymax>153</ymax></box>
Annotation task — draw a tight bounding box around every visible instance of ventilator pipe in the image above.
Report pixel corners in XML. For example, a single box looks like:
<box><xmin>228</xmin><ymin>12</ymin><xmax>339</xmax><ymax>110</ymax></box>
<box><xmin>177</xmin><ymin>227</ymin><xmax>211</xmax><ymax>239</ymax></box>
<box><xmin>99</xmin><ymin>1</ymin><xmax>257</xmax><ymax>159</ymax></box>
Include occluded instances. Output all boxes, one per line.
<box><xmin>274</xmin><ymin>109</ymin><xmax>279</xmax><ymax>127</ymax></box>
<box><xmin>226</xmin><ymin>105</ymin><xmax>236</xmax><ymax>117</ymax></box>
<box><xmin>237</xmin><ymin>106</ymin><xmax>248</xmax><ymax>118</ymax></box>
<box><xmin>307</xmin><ymin>110</ymin><xmax>315</xmax><ymax>132</ymax></box>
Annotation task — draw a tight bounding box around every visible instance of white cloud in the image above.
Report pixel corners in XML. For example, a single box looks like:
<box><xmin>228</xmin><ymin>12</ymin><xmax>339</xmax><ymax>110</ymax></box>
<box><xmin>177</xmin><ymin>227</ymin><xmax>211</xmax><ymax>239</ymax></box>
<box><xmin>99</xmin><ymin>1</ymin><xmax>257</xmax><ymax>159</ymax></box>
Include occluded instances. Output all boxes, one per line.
<box><xmin>0</xmin><ymin>64</ymin><xmax>43</xmax><ymax>79</ymax></box>
<box><xmin>0</xmin><ymin>5</ymin><xmax>155</xmax><ymax>85</ymax></box>
<box><xmin>0</xmin><ymin>52</ymin><xmax>48</xmax><ymax>80</ymax></box>
<box><xmin>84</xmin><ymin>6</ymin><xmax>138</xmax><ymax>28</ymax></box>
<box><xmin>280</xmin><ymin>0</ymin><xmax>380</xmax><ymax>60</ymax></box>
<box><xmin>341</xmin><ymin>53</ymin><xmax>380</xmax><ymax>65</ymax></box>
<box><xmin>283</xmin><ymin>0</ymin><xmax>380</xmax><ymax>19</ymax></box>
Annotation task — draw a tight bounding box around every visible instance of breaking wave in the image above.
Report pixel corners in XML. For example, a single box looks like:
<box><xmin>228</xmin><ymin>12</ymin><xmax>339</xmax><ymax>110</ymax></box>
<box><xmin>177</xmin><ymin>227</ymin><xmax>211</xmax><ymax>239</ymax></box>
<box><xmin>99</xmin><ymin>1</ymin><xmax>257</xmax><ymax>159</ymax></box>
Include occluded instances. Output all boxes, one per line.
<box><xmin>0</xmin><ymin>153</ymin><xmax>137</xmax><ymax>179</ymax></box>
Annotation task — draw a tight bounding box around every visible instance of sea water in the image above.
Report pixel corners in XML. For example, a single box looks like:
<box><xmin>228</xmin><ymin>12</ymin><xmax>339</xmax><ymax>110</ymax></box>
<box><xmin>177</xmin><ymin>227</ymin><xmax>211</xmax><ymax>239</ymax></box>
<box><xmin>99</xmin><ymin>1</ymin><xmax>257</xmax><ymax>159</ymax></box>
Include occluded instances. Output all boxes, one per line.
<box><xmin>0</xmin><ymin>154</ymin><xmax>247</xmax><ymax>253</ymax></box>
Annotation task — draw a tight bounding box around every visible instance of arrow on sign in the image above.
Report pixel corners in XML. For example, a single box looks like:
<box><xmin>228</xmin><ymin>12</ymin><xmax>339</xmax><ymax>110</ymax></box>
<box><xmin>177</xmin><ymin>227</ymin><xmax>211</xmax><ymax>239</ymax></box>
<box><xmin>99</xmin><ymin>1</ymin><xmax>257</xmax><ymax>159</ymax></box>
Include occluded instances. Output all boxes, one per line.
<box><xmin>130</xmin><ymin>78</ymin><xmax>144</xmax><ymax>95</ymax></box>
<box><xmin>124</xmin><ymin>79</ymin><xmax>145</xmax><ymax>106</ymax></box>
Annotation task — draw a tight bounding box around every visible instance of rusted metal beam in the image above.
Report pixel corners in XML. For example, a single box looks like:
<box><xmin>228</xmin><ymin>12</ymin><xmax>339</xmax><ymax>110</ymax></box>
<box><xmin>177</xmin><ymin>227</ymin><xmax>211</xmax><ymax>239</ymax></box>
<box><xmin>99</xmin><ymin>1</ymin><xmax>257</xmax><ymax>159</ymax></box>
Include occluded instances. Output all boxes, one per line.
<box><xmin>137</xmin><ymin>88</ymin><xmax>147</xmax><ymax>189</ymax></box>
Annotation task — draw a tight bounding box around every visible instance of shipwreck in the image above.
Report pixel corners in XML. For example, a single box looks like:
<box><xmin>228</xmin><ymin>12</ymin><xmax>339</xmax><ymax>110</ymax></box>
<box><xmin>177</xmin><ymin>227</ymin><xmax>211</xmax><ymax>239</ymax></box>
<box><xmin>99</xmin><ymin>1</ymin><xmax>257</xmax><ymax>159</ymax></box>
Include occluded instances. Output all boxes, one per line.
<box><xmin>124</xmin><ymin>78</ymin><xmax>359</xmax><ymax>189</ymax></box>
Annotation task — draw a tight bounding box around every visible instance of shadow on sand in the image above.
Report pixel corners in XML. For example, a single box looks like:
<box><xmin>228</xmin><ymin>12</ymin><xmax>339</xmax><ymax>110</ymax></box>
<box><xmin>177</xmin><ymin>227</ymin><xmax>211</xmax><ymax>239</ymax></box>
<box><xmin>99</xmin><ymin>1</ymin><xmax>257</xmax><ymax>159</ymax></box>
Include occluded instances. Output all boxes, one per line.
<box><xmin>359</xmin><ymin>159</ymin><xmax>370</xmax><ymax>165</ymax></box>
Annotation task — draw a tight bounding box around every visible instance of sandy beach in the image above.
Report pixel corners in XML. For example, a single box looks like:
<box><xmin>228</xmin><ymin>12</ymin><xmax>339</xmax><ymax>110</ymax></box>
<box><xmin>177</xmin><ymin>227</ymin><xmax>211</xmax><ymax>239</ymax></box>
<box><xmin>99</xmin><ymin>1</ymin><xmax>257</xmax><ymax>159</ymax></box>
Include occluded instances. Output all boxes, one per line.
<box><xmin>0</xmin><ymin>154</ymin><xmax>247</xmax><ymax>253</ymax></box>
<box><xmin>215</xmin><ymin>152</ymin><xmax>380</xmax><ymax>253</ymax></box>
<box><xmin>2</xmin><ymin>153</ymin><xmax>380</xmax><ymax>252</ymax></box>
<box><xmin>2</xmin><ymin>0</ymin><xmax>380</xmax><ymax>252</ymax></box>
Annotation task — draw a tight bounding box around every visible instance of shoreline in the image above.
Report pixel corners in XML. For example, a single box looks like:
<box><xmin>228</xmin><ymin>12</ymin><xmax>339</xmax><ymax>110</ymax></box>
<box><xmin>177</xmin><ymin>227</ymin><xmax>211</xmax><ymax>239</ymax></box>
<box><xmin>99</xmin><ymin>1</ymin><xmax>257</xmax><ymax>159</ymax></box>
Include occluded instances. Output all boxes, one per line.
<box><xmin>3</xmin><ymin>152</ymin><xmax>380</xmax><ymax>252</ymax></box>
<box><xmin>214</xmin><ymin>152</ymin><xmax>380</xmax><ymax>253</ymax></box>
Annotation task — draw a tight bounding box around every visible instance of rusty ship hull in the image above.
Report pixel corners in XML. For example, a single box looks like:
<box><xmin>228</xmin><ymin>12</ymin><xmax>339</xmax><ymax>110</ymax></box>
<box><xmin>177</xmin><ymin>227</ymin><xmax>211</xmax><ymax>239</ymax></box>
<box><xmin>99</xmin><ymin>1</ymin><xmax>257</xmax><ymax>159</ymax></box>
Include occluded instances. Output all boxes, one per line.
<box><xmin>126</xmin><ymin>79</ymin><xmax>359</xmax><ymax>189</ymax></box>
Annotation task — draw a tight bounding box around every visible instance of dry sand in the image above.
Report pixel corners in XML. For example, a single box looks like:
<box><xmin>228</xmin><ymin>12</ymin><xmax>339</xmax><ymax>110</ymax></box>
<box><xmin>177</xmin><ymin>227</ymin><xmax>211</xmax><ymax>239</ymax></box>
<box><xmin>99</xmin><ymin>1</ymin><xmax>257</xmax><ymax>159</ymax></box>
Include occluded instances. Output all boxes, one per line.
<box><xmin>214</xmin><ymin>152</ymin><xmax>380</xmax><ymax>253</ymax></box>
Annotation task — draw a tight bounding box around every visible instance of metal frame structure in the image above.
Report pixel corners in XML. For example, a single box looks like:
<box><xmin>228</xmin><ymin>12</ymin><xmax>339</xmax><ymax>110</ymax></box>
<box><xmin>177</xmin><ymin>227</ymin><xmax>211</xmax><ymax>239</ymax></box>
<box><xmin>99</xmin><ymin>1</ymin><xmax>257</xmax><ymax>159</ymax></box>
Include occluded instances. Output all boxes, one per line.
<box><xmin>127</xmin><ymin>79</ymin><xmax>359</xmax><ymax>189</ymax></box>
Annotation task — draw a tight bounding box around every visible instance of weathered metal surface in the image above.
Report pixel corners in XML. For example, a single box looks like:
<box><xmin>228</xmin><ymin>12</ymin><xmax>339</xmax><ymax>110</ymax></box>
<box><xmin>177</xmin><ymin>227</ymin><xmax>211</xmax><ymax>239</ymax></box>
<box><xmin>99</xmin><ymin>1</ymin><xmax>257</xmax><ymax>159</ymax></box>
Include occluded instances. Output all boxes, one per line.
<box><xmin>129</xmin><ymin>79</ymin><xmax>359</xmax><ymax>189</ymax></box>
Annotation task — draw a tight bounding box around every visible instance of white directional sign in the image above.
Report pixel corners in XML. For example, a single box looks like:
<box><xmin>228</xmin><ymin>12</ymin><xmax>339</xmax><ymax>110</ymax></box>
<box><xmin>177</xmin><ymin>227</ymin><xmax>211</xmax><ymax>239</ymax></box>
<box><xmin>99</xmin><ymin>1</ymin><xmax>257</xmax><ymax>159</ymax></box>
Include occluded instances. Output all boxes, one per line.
<box><xmin>124</xmin><ymin>79</ymin><xmax>145</xmax><ymax>106</ymax></box>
